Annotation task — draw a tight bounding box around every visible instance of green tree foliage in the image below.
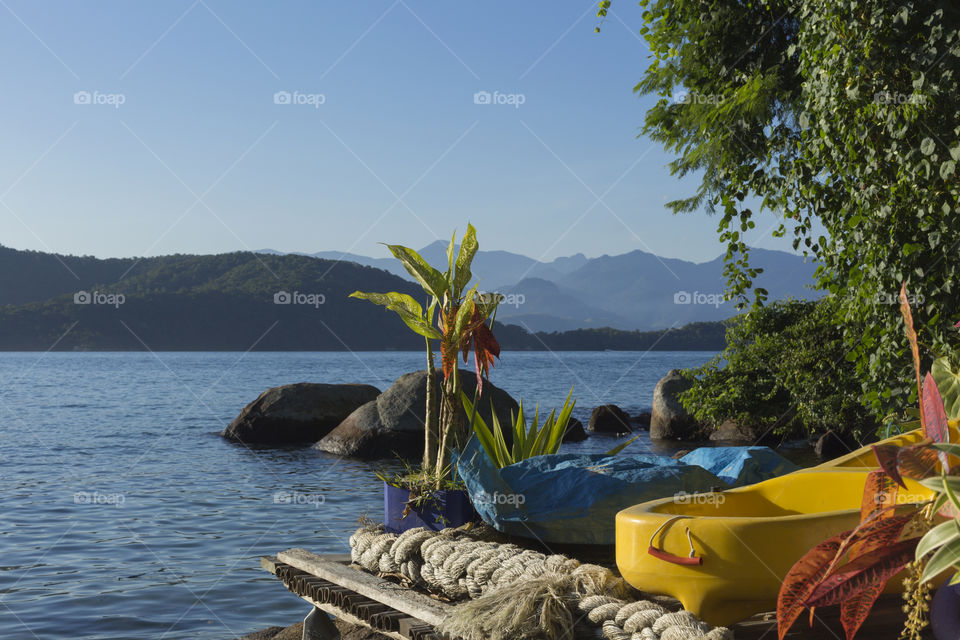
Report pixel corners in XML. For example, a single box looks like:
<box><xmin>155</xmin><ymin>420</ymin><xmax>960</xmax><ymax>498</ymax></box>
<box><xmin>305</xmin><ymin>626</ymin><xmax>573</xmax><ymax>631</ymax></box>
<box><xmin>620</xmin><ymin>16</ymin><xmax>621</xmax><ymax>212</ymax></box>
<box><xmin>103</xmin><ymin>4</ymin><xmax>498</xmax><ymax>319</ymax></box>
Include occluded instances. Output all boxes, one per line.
<box><xmin>680</xmin><ymin>298</ymin><xmax>878</xmax><ymax>440</ymax></box>
<box><xmin>628</xmin><ymin>0</ymin><xmax>960</xmax><ymax>417</ymax></box>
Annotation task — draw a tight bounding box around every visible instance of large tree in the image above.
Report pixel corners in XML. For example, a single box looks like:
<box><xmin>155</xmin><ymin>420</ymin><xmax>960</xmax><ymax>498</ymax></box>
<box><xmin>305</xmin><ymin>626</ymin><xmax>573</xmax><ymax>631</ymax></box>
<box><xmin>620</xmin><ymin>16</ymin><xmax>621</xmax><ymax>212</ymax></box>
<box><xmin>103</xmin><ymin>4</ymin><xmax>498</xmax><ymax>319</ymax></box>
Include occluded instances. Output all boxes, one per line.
<box><xmin>617</xmin><ymin>0</ymin><xmax>960</xmax><ymax>417</ymax></box>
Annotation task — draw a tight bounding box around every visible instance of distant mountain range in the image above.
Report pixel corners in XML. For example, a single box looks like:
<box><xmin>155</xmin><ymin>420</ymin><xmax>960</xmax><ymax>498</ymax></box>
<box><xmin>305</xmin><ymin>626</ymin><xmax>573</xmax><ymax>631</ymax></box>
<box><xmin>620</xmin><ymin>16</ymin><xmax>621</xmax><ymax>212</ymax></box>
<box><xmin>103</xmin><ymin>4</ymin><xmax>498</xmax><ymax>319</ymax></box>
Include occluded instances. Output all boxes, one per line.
<box><xmin>258</xmin><ymin>243</ymin><xmax>822</xmax><ymax>332</ymax></box>
<box><xmin>0</xmin><ymin>245</ymin><xmax>726</xmax><ymax>351</ymax></box>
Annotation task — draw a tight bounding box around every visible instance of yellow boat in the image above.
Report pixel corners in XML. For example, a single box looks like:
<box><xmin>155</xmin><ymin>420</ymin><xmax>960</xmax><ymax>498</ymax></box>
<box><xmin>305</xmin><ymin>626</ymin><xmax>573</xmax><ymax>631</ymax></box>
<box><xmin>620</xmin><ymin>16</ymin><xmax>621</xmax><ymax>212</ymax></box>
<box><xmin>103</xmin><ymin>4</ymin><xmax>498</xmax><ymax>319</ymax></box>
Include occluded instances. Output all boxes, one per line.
<box><xmin>615</xmin><ymin>428</ymin><xmax>947</xmax><ymax>626</ymax></box>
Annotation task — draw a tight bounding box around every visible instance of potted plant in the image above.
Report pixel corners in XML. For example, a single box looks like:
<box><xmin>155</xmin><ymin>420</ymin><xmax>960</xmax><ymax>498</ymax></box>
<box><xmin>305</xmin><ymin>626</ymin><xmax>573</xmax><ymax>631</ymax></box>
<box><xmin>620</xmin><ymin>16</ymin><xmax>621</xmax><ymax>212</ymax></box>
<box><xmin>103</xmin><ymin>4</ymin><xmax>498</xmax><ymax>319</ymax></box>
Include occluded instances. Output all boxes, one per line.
<box><xmin>351</xmin><ymin>223</ymin><xmax>501</xmax><ymax>532</ymax></box>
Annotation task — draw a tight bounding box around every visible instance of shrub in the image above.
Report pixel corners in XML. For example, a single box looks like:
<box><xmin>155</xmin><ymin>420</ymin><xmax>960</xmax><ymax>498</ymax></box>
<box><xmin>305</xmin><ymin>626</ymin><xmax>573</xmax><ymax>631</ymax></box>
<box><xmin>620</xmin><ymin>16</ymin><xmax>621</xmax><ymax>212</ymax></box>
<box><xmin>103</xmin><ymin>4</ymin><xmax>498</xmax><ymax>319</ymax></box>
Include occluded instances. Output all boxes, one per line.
<box><xmin>680</xmin><ymin>297</ymin><xmax>878</xmax><ymax>441</ymax></box>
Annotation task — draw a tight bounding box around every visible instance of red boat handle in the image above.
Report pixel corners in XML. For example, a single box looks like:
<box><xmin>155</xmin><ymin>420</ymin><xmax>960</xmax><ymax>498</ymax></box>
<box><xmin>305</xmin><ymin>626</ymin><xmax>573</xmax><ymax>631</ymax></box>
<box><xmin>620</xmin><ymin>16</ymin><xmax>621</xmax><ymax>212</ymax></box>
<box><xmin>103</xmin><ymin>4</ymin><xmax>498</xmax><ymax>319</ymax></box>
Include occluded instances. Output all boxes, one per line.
<box><xmin>647</xmin><ymin>515</ymin><xmax>703</xmax><ymax>566</ymax></box>
<box><xmin>647</xmin><ymin>545</ymin><xmax>703</xmax><ymax>565</ymax></box>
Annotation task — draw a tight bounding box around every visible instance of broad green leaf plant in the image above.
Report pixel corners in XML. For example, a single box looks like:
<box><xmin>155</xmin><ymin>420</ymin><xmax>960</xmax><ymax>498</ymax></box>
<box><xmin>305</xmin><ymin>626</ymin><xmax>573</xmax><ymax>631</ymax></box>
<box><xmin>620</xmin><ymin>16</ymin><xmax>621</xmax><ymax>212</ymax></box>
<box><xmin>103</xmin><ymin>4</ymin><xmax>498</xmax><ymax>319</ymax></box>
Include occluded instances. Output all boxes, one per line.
<box><xmin>350</xmin><ymin>224</ymin><xmax>501</xmax><ymax>490</ymax></box>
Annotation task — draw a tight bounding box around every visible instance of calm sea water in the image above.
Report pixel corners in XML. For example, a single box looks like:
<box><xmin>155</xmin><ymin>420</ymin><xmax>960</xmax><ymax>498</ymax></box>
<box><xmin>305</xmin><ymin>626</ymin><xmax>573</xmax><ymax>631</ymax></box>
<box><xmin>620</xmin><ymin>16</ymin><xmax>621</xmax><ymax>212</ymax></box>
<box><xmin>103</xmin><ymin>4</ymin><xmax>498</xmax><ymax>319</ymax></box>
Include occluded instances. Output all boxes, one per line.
<box><xmin>0</xmin><ymin>351</ymin><xmax>719</xmax><ymax>640</ymax></box>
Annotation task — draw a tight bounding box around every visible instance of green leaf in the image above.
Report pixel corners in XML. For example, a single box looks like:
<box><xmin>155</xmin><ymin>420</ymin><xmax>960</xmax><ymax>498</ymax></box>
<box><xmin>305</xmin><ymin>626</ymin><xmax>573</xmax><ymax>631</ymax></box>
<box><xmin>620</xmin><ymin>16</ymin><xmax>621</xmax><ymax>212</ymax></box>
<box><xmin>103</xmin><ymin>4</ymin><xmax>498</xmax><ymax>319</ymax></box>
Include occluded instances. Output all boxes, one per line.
<box><xmin>543</xmin><ymin>388</ymin><xmax>576</xmax><ymax>455</ymax></box>
<box><xmin>462</xmin><ymin>392</ymin><xmax>503</xmax><ymax>468</ymax></box>
<box><xmin>606</xmin><ymin>434</ymin><xmax>641</xmax><ymax>455</ymax></box>
<box><xmin>349</xmin><ymin>291</ymin><xmax>442</xmax><ymax>339</ymax></box>
<box><xmin>490</xmin><ymin>403</ymin><xmax>512</xmax><ymax>466</ymax></box>
<box><xmin>384</xmin><ymin>244</ymin><xmax>448</xmax><ymax>301</ymax></box>
<box><xmin>921</xmin><ymin>137</ymin><xmax>936</xmax><ymax>156</ymax></box>
<box><xmin>933</xmin><ymin>357</ymin><xmax>960</xmax><ymax>420</ymax></box>
<box><xmin>921</xmin><ymin>536</ymin><xmax>960</xmax><ymax>583</ymax></box>
<box><xmin>931</xmin><ymin>443</ymin><xmax>960</xmax><ymax>457</ymax></box>
<box><xmin>454</xmin><ymin>223</ymin><xmax>479</xmax><ymax>297</ymax></box>
<box><xmin>445</xmin><ymin>231</ymin><xmax>456</xmax><ymax>290</ymax></box>
<box><xmin>941</xmin><ymin>160</ymin><xmax>956</xmax><ymax>180</ymax></box>
<box><xmin>452</xmin><ymin>289</ymin><xmax>477</xmax><ymax>339</ymax></box>
<box><xmin>916</xmin><ymin>519</ymin><xmax>960</xmax><ymax>561</ymax></box>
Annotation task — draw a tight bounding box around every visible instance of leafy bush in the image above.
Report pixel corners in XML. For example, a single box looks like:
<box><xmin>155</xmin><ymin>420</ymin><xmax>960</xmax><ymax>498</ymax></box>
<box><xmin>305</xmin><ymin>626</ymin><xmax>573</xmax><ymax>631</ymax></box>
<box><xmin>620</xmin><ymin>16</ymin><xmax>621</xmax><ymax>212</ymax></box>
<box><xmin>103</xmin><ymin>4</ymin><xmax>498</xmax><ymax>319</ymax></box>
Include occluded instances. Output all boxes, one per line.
<box><xmin>680</xmin><ymin>297</ymin><xmax>878</xmax><ymax>441</ymax></box>
<box><xmin>626</xmin><ymin>0</ymin><xmax>960</xmax><ymax>419</ymax></box>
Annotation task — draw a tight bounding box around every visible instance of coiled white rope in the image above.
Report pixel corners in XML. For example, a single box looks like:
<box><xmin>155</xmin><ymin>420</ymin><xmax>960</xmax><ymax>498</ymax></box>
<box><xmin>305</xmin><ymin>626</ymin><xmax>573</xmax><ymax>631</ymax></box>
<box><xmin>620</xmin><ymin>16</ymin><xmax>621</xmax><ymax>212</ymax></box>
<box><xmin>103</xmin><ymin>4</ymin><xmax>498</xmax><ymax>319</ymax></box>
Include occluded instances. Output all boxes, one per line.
<box><xmin>348</xmin><ymin>524</ymin><xmax>734</xmax><ymax>639</ymax></box>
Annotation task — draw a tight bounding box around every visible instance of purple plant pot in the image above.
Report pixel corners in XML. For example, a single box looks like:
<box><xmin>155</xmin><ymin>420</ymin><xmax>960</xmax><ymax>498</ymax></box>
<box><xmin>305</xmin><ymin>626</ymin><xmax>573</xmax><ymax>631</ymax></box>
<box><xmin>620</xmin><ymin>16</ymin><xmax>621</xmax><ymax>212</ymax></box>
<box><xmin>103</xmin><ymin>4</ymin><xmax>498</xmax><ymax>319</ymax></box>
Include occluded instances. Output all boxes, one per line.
<box><xmin>931</xmin><ymin>574</ymin><xmax>960</xmax><ymax>640</ymax></box>
<box><xmin>383</xmin><ymin>481</ymin><xmax>477</xmax><ymax>534</ymax></box>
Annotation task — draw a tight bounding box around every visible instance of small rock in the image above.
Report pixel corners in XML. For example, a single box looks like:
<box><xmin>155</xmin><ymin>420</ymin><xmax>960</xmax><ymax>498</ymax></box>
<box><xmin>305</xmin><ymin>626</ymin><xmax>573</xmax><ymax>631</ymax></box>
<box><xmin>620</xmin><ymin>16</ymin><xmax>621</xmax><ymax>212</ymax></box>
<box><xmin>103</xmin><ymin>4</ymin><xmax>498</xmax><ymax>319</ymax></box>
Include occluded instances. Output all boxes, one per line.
<box><xmin>588</xmin><ymin>404</ymin><xmax>632</xmax><ymax>434</ymax></box>
<box><xmin>236</xmin><ymin>619</ymin><xmax>391</xmax><ymax>640</ymax></box>
<box><xmin>632</xmin><ymin>411</ymin><xmax>652</xmax><ymax>428</ymax></box>
<box><xmin>650</xmin><ymin>369</ymin><xmax>697</xmax><ymax>440</ymax></box>
<box><xmin>709</xmin><ymin>419</ymin><xmax>756</xmax><ymax>443</ymax></box>
<box><xmin>563</xmin><ymin>417</ymin><xmax>588</xmax><ymax>442</ymax></box>
<box><xmin>222</xmin><ymin>382</ymin><xmax>380</xmax><ymax>445</ymax></box>
<box><xmin>815</xmin><ymin>429</ymin><xmax>856</xmax><ymax>460</ymax></box>
<box><xmin>234</xmin><ymin>626</ymin><xmax>284</xmax><ymax>640</ymax></box>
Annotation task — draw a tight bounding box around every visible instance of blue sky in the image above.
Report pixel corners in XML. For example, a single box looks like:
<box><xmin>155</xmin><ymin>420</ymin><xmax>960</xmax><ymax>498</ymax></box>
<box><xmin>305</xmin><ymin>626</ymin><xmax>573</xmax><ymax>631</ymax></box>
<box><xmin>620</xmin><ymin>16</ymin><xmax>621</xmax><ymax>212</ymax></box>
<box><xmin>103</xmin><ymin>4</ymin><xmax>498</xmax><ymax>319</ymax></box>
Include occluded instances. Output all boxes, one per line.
<box><xmin>0</xmin><ymin>0</ymin><xmax>807</xmax><ymax>263</ymax></box>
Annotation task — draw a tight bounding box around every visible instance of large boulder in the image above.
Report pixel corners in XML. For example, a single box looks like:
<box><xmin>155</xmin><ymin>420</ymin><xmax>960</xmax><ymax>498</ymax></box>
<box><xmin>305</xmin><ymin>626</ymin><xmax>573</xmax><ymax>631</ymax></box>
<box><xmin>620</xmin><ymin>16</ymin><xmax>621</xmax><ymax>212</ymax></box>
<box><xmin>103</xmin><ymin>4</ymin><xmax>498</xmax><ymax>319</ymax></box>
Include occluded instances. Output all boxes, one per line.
<box><xmin>650</xmin><ymin>369</ymin><xmax>697</xmax><ymax>440</ymax></box>
<box><xmin>222</xmin><ymin>382</ymin><xmax>380</xmax><ymax>444</ymax></box>
<box><xmin>315</xmin><ymin>370</ymin><xmax>519</xmax><ymax>459</ymax></box>
<box><xmin>588</xmin><ymin>405</ymin><xmax>632</xmax><ymax>434</ymax></box>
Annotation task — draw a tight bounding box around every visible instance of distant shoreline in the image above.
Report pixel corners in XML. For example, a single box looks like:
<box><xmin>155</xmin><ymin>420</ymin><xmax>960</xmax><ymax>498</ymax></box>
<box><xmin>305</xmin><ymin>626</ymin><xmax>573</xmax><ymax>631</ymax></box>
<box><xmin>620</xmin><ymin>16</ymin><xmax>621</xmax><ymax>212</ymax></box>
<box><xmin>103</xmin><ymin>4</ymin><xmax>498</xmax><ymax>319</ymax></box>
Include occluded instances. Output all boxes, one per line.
<box><xmin>0</xmin><ymin>346</ymin><xmax>723</xmax><ymax>353</ymax></box>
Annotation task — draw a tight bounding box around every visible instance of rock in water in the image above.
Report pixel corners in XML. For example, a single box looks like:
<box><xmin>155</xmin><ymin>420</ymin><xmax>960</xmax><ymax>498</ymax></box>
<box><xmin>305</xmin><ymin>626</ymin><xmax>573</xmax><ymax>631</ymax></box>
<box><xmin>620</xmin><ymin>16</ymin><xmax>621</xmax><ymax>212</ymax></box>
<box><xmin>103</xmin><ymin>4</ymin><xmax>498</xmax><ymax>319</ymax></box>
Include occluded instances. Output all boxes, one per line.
<box><xmin>563</xmin><ymin>417</ymin><xmax>589</xmax><ymax>442</ymax></box>
<box><xmin>650</xmin><ymin>369</ymin><xmax>696</xmax><ymax>440</ymax></box>
<box><xmin>222</xmin><ymin>382</ymin><xmax>380</xmax><ymax>445</ymax></box>
<box><xmin>315</xmin><ymin>370</ymin><xmax>519</xmax><ymax>459</ymax></box>
<box><xmin>814</xmin><ymin>429</ymin><xmax>856</xmax><ymax>460</ymax></box>
<box><xmin>709</xmin><ymin>419</ymin><xmax>756</xmax><ymax>443</ymax></box>
<box><xmin>587</xmin><ymin>405</ymin><xmax>632</xmax><ymax>434</ymax></box>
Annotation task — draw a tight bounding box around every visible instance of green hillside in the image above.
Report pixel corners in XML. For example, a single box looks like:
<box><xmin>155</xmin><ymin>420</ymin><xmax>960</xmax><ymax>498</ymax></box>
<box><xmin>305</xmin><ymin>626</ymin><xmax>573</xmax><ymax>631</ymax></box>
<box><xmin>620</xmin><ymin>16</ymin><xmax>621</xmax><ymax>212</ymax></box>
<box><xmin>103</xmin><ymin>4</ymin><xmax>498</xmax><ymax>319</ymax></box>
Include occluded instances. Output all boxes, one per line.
<box><xmin>0</xmin><ymin>246</ymin><xmax>726</xmax><ymax>351</ymax></box>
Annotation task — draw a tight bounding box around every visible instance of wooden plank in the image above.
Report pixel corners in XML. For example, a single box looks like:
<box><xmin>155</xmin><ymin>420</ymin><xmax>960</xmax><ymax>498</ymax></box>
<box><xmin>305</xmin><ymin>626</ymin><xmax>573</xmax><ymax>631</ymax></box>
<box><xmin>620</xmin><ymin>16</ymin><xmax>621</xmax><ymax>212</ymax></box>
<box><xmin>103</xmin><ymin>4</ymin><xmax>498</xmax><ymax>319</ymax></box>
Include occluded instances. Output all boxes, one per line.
<box><xmin>277</xmin><ymin>548</ymin><xmax>451</xmax><ymax>627</ymax></box>
<box><xmin>261</xmin><ymin>555</ymin><xmax>280</xmax><ymax>574</ymax></box>
<box><xmin>301</xmin><ymin>597</ymin><xmax>409</xmax><ymax>640</ymax></box>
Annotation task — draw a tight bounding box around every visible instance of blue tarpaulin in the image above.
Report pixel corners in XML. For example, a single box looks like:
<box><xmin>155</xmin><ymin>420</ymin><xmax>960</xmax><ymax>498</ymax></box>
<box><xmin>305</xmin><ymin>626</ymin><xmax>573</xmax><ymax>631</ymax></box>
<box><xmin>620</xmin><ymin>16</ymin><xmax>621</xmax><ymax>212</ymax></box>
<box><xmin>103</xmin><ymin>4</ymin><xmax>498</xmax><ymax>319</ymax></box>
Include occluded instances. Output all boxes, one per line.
<box><xmin>456</xmin><ymin>439</ymin><xmax>798</xmax><ymax>545</ymax></box>
<box><xmin>679</xmin><ymin>446</ymin><xmax>799</xmax><ymax>487</ymax></box>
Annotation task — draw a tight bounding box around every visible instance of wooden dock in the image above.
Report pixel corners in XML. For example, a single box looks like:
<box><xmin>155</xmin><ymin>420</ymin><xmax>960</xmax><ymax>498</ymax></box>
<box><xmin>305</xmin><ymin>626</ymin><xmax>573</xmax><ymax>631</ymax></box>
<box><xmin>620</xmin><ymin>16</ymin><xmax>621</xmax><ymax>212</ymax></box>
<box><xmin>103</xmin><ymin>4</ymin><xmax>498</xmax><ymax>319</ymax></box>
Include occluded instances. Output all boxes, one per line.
<box><xmin>262</xmin><ymin>549</ymin><xmax>924</xmax><ymax>639</ymax></box>
<box><xmin>263</xmin><ymin>549</ymin><xmax>447</xmax><ymax>640</ymax></box>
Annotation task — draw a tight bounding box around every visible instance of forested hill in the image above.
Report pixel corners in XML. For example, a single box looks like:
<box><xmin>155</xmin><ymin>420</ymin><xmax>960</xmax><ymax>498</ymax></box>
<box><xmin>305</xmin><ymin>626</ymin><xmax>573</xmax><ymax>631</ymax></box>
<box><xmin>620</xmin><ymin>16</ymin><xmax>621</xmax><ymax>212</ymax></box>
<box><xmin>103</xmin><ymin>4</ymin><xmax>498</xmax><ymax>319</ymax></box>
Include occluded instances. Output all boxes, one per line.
<box><xmin>0</xmin><ymin>246</ymin><xmax>726</xmax><ymax>351</ymax></box>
